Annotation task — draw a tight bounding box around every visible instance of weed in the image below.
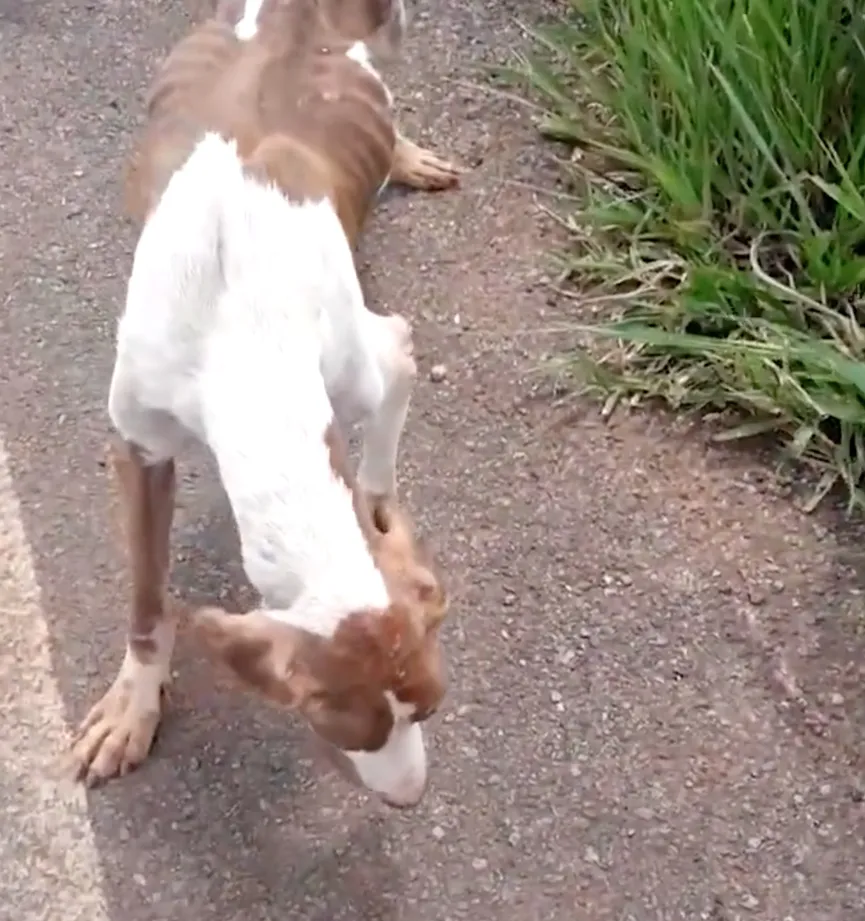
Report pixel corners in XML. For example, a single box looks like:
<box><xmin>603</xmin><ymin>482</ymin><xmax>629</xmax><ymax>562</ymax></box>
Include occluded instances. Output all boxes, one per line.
<box><xmin>514</xmin><ymin>0</ymin><xmax>865</xmax><ymax>511</ymax></box>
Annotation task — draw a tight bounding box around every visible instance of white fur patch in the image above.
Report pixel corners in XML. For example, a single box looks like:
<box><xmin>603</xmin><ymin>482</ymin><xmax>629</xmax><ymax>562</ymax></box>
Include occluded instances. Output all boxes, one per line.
<box><xmin>346</xmin><ymin>693</ymin><xmax>427</xmax><ymax>806</ymax></box>
<box><xmin>111</xmin><ymin>129</ymin><xmax>423</xmax><ymax>804</ymax></box>
<box><xmin>235</xmin><ymin>0</ymin><xmax>265</xmax><ymax>39</ymax></box>
<box><xmin>111</xmin><ymin>131</ymin><xmax>394</xmax><ymax>635</ymax></box>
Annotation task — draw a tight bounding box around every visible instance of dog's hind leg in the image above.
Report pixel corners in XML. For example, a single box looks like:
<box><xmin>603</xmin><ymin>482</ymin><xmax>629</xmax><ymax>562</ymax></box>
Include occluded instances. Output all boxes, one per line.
<box><xmin>389</xmin><ymin>133</ymin><xmax>464</xmax><ymax>192</ymax></box>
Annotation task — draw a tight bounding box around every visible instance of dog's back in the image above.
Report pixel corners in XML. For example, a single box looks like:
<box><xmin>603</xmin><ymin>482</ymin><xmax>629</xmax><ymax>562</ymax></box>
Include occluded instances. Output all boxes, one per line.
<box><xmin>126</xmin><ymin>0</ymin><xmax>403</xmax><ymax>244</ymax></box>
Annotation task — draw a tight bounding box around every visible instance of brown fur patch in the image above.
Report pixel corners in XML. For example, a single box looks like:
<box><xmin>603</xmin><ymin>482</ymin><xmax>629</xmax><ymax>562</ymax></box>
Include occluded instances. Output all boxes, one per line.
<box><xmin>126</xmin><ymin>0</ymin><xmax>398</xmax><ymax>246</ymax></box>
<box><xmin>320</xmin><ymin>419</ymin><xmax>449</xmax><ymax>721</ymax></box>
<box><xmin>111</xmin><ymin>439</ymin><xmax>177</xmax><ymax>665</ymax></box>
<box><xmin>194</xmin><ymin>550</ymin><xmax>447</xmax><ymax>752</ymax></box>
<box><xmin>322</xmin><ymin>418</ymin><xmax>448</xmax><ymax>630</ymax></box>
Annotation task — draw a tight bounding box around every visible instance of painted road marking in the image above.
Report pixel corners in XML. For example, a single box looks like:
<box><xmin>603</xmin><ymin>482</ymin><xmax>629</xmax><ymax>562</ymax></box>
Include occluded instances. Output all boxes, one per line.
<box><xmin>0</xmin><ymin>436</ymin><xmax>110</xmax><ymax>921</ymax></box>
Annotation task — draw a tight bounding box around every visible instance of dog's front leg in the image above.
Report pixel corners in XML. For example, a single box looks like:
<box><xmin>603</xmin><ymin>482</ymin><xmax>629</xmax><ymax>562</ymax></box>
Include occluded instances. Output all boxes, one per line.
<box><xmin>355</xmin><ymin>314</ymin><xmax>417</xmax><ymax>505</ymax></box>
<box><xmin>70</xmin><ymin>438</ymin><xmax>177</xmax><ymax>785</ymax></box>
<box><xmin>390</xmin><ymin>132</ymin><xmax>464</xmax><ymax>192</ymax></box>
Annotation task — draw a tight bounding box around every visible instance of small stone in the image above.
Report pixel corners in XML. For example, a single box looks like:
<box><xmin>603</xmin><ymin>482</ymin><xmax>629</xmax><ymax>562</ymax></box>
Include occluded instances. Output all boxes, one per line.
<box><xmin>635</xmin><ymin>807</ymin><xmax>654</xmax><ymax>820</ymax></box>
<box><xmin>584</xmin><ymin>845</ymin><xmax>600</xmax><ymax>865</ymax></box>
<box><xmin>550</xmin><ymin>689</ymin><xmax>562</xmax><ymax>703</ymax></box>
<box><xmin>430</xmin><ymin>364</ymin><xmax>447</xmax><ymax>383</ymax></box>
<box><xmin>830</xmin><ymin>692</ymin><xmax>845</xmax><ymax>706</ymax></box>
<box><xmin>471</xmin><ymin>857</ymin><xmax>488</xmax><ymax>871</ymax></box>
<box><xmin>741</xmin><ymin>892</ymin><xmax>759</xmax><ymax>910</ymax></box>
<box><xmin>747</xmin><ymin>587</ymin><xmax>767</xmax><ymax>606</ymax></box>
<box><xmin>559</xmin><ymin>648</ymin><xmax>576</xmax><ymax>666</ymax></box>
<box><xmin>432</xmin><ymin>825</ymin><xmax>446</xmax><ymax>840</ymax></box>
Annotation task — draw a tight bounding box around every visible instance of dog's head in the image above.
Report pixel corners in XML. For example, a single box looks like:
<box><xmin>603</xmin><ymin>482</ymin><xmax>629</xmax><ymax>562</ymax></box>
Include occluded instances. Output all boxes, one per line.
<box><xmin>193</xmin><ymin>498</ymin><xmax>448</xmax><ymax>808</ymax></box>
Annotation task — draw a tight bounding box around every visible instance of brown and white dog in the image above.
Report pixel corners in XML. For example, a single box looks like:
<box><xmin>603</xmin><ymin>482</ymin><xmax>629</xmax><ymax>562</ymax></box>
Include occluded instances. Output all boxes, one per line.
<box><xmin>70</xmin><ymin>0</ymin><xmax>460</xmax><ymax>808</ymax></box>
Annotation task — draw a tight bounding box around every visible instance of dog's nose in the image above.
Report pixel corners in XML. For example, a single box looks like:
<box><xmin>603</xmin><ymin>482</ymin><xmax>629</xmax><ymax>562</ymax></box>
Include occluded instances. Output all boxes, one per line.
<box><xmin>378</xmin><ymin>777</ymin><xmax>427</xmax><ymax>810</ymax></box>
<box><xmin>380</xmin><ymin>793</ymin><xmax>421</xmax><ymax>810</ymax></box>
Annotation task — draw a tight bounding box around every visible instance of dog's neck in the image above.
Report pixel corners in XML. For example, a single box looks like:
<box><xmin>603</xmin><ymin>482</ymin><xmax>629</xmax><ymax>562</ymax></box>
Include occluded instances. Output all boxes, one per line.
<box><xmin>199</xmin><ymin>174</ymin><xmax>389</xmax><ymax>625</ymax></box>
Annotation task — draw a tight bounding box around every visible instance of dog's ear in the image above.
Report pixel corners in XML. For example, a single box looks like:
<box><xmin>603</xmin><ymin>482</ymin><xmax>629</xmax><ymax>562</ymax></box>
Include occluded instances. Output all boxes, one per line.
<box><xmin>412</xmin><ymin>557</ymin><xmax>448</xmax><ymax>629</ymax></box>
<box><xmin>193</xmin><ymin>607</ymin><xmax>314</xmax><ymax>706</ymax></box>
<box><xmin>367</xmin><ymin>496</ymin><xmax>448</xmax><ymax>630</ymax></box>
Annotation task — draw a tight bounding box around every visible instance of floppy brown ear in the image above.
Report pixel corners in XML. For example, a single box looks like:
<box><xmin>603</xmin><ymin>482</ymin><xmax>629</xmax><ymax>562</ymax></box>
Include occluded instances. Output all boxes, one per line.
<box><xmin>367</xmin><ymin>494</ymin><xmax>427</xmax><ymax>560</ymax></box>
<box><xmin>366</xmin><ymin>494</ymin><xmax>402</xmax><ymax>540</ymax></box>
<box><xmin>408</xmin><ymin>524</ymin><xmax>450</xmax><ymax>629</ymax></box>
<box><xmin>411</xmin><ymin>564</ymin><xmax>448</xmax><ymax>629</ymax></box>
<box><xmin>192</xmin><ymin>607</ymin><xmax>310</xmax><ymax>707</ymax></box>
<box><xmin>366</xmin><ymin>495</ymin><xmax>449</xmax><ymax>629</ymax></box>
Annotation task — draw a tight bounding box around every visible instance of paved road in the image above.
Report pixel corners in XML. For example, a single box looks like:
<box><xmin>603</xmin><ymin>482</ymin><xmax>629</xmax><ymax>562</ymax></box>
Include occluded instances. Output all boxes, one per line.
<box><xmin>2</xmin><ymin>1</ymin><xmax>865</xmax><ymax>919</ymax></box>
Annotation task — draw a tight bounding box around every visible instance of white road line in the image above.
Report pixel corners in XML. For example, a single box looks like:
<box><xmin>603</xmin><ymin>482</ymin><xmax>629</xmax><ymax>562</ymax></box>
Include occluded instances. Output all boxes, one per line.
<box><xmin>0</xmin><ymin>437</ymin><xmax>110</xmax><ymax>920</ymax></box>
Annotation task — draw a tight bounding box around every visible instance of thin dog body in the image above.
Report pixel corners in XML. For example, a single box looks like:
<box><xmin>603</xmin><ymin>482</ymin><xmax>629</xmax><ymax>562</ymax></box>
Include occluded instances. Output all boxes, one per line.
<box><xmin>70</xmin><ymin>0</ymin><xmax>458</xmax><ymax>809</ymax></box>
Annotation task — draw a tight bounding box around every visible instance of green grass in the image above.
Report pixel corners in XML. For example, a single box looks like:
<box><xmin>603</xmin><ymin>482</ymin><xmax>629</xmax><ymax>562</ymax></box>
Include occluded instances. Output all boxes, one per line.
<box><xmin>513</xmin><ymin>0</ymin><xmax>865</xmax><ymax>512</ymax></box>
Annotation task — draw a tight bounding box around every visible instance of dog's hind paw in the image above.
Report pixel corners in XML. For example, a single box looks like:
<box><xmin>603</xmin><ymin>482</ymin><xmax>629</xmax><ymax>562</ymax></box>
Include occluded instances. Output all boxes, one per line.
<box><xmin>392</xmin><ymin>136</ymin><xmax>465</xmax><ymax>191</ymax></box>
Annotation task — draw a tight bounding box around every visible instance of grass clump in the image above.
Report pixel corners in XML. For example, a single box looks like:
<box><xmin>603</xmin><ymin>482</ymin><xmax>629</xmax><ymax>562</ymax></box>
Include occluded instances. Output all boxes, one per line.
<box><xmin>515</xmin><ymin>0</ymin><xmax>865</xmax><ymax>511</ymax></box>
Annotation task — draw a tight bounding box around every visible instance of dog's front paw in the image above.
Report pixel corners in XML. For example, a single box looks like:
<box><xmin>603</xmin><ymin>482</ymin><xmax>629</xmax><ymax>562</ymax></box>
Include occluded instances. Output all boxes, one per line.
<box><xmin>70</xmin><ymin>667</ymin><xmax>165</xmax><ymax>786</ymax></box>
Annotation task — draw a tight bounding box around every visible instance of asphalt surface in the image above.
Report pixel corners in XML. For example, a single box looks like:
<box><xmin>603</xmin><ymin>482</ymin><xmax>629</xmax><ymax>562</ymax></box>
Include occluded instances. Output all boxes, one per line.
<box><xmin>3</xmin><ymin>1</ymin><xmax>865</xmax><ymax>920</ymax></box>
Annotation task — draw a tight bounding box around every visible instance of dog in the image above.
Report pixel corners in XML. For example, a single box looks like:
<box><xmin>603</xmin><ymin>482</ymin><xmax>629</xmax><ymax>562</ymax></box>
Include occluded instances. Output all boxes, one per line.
<box><xmin>70</xmin><ymin>0</ymin><xmax>460</xmax><ymax>809</ymax></box>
